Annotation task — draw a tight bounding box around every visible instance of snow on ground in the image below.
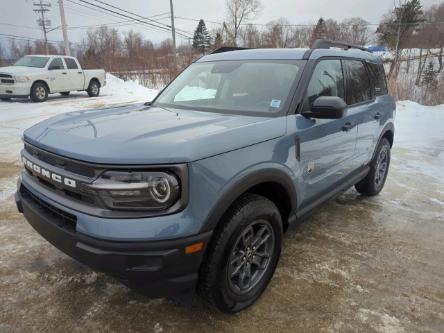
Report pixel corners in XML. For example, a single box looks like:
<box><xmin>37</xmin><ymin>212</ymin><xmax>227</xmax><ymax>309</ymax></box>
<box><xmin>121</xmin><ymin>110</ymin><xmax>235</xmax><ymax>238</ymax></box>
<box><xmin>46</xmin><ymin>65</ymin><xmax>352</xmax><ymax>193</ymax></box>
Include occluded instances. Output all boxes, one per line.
<box><xmin>394</xmin><ymin>100</ymin><xmax>444</xmax><ymax>185</ymax></box>
<box><xmin>0</xmin><ymin>73</ymin><xmax>158</xmax><ymax>165</ymax></box>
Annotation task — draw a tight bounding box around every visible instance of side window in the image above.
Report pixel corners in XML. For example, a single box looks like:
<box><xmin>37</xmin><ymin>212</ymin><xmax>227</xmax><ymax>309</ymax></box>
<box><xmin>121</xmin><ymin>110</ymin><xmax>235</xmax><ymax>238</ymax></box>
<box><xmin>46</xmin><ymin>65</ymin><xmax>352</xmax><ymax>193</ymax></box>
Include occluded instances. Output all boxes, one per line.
<box><xmin>48</xmin><ymin>58</ymin><xmax>64</xmax><ymax>70</ymax></box>
<box><xmin>304</xmin><ymin>59</ymin><xmax>345</xmax><ymax>109</ymax></box>
<box><xmin>367</xmin><ymin>62</ymin><xmax>387</xmax><ymax>96</ymax></box>
<box><xmin>344</xmin><ymin>60</ymin><xmax>372</xmax><ymax>104</ymax></box>
<box><xmin>64</xmin><ymin>58</ymin><xmax>78</xmax><ymax>70</ymax></box>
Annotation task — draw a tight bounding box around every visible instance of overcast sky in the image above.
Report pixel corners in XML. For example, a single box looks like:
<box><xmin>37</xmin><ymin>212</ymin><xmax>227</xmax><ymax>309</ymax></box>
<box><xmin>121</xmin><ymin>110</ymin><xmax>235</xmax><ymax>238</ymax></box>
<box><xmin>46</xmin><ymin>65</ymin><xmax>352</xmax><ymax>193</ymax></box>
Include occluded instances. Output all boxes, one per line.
<box><xmin>0</xmin><ymin>0</ymin><xmax>442</xmax><ymax>48</ymax></box>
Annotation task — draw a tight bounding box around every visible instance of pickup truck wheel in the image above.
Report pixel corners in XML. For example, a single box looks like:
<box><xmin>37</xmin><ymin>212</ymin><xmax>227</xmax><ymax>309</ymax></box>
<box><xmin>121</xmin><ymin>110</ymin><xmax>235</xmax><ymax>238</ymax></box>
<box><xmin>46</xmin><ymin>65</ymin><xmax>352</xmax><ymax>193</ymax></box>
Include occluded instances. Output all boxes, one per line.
<box><xmin>355</xmin><ymin>137</ymin><xmax>391</xmax><ymax>196</ymax></box>
<box><xmin>30</xmin><ymin>82</ymin><xmax>48</xmax><ymax>102</ymax></box>
<box><xmin>60</xmin><ymin>92</ymin><xmax>70</xmax><ymax>96</ymax></box>
<box><xmin>87</xmin><ymin>80</ymin><xmax>100</xmax><ymax>97</ymax></box>
<box><xmin>198</xmin><ymin>193</ymin><xmax>282</xmax><ymax>313</ymax></box>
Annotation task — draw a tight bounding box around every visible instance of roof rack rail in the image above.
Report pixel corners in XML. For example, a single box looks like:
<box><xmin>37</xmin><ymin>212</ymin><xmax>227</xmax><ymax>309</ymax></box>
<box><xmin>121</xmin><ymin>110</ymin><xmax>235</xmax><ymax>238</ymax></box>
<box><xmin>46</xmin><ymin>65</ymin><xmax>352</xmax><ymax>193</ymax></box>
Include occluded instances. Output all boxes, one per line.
<box><xmin>211</xmin><ymin>46</ymin><xmax>250</xmax><ymax>54</ymax></box>
<box><xmin>311</xmin><ymin>39</ymin><xmax>368</xmax><ymax>52</ymax></box>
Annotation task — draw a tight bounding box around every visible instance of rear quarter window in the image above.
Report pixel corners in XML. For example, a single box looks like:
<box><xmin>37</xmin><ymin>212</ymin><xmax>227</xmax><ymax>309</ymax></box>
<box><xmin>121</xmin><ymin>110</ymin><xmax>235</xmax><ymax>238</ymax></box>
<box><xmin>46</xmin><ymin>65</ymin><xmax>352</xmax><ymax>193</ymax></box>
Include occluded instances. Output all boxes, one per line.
<box><xmin>367</xmin><ymin>62</ymin><xmax>388</xmax><ymax>96</ymax></box>
<box><xmin>344</xmin><ymin>60</ymin><xmax>372</xmax><ymax>105</ymax></box>
<box><xmin>64</xmin><ymin>58</ymin><xmax>78</xmax><ymax>70</ymax></box>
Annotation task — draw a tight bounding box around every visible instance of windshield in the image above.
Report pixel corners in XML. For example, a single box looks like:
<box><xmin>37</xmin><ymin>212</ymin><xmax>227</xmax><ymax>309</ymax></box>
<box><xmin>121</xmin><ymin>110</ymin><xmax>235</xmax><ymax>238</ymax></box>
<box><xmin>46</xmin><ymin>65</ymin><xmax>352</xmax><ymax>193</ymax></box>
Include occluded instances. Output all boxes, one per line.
<box><xmin>13</xmin><ymin>56</ymin><xmax>50</xmax><ymax>68</ymax></box>
<box><xmin>154</xmin><ymin>60</ymin><xmax>304</xmax><ymax>114</ymax></box>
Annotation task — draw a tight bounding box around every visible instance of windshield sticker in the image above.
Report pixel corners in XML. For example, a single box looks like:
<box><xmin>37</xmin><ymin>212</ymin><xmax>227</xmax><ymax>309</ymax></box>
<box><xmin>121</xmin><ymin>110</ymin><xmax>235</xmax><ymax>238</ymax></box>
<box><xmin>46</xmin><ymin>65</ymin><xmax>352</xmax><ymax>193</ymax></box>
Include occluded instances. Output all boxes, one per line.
<box><xmin>270</xmin><ymin>99</ymin><xmax>281</xmax><ymax>108</ymax></box>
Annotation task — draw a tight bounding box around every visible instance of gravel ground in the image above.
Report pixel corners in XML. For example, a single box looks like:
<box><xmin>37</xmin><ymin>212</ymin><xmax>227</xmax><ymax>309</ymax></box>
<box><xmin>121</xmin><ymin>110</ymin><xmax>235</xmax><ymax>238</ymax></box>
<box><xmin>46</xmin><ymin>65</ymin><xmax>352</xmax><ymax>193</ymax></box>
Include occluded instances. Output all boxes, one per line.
<box><xmin>0</xmin><ymin>139</ymin><xmax>443</xmax><ymax>333</ymax></box>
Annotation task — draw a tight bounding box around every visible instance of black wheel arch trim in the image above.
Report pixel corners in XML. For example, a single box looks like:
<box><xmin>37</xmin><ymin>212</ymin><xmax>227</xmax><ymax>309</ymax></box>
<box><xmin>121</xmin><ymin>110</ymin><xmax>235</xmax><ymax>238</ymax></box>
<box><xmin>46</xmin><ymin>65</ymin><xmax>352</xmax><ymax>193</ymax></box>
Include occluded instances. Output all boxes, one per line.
<box><xmin>89</xmin><ymin>78</ymin><xmax>101</xmax><ymax>87</ymax></box>
<box><xmin>201</xmin><ymin>167</ymin><xmax>298</xmax><ymax>233</ymax></box>
<box><xmin>31</xmin><ymin>80</ymin><xmax>50</xmax><ymax>94</ymax></box>
<box><xmin>371</xmin><ymin>121</ymin><xmax>394</xmax><ymax>161</ymax></box>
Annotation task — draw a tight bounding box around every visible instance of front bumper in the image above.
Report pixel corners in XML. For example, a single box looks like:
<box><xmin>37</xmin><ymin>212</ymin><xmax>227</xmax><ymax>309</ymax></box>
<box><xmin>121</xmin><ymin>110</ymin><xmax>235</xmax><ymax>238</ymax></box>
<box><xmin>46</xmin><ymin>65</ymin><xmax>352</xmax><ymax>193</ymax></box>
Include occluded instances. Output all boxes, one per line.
<box><xmin>0</xmin><ymin>83</ymin><xmax>30</xmax><ymax>98</ymax></box>
<box><xmin>15</xmin><ymin>183</ymin><xmax>212</xmax><ymax>297</ymax></box>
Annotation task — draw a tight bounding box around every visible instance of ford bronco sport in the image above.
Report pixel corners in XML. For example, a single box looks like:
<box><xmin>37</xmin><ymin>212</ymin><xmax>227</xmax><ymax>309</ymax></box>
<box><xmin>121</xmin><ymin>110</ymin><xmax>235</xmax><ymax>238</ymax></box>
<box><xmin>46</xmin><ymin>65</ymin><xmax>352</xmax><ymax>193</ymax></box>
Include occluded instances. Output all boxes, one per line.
<box><xmin>15</xmin><ymin>40</ymin><xmax>395</xmax><ymax>313</ymax></box>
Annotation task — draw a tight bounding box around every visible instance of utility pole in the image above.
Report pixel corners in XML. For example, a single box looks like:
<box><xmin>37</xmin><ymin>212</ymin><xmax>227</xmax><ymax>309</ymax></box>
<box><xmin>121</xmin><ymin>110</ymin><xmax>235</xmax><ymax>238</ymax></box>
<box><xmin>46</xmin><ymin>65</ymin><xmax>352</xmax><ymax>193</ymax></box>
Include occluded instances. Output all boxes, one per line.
<box><xmin>169</xmin><ymin>0</ymin><xmax>177</xmax><ymax>68</ymax></box>
<box><xmin>58</xmin><ymin>0</ymin><xmax>70</xmax><ymax>56</ymax></box>
<box><xmin>33</xmin><ymin>0</ymin><xmax>51</xmax><ymax>55</ymax></box>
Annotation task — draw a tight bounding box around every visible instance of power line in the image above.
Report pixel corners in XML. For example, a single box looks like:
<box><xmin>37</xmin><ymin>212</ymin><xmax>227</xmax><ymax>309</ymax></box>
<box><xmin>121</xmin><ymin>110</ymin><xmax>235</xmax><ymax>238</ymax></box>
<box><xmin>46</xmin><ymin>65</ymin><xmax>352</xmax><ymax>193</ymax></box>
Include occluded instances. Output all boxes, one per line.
<box><xmin>92</xmin><ymin>0</ymin><xmax>191</xmax><ymax>36</ymax></box>
<box><xmin>65</xmin><ymin>0</ymin><xmax>191</xmax><ymax>37</ymax></box>
<box><xmin>73</xmin><ymin>0</ymin><xmax>192</xmax><ymax>38</ymax></box>
<box><xmin>0</xmin><ymin>32</ymin><xmax>81</xmax><ymax>46</ymax></box>
<box><xmin>65</xmin><ymin>0</ymin><xmax>172</xmax><ymax>35</ymax></box>
<box><xmin>174</xmin><ymin>16</ymin><xmax>444</xmax><ymax>28</ymax></box>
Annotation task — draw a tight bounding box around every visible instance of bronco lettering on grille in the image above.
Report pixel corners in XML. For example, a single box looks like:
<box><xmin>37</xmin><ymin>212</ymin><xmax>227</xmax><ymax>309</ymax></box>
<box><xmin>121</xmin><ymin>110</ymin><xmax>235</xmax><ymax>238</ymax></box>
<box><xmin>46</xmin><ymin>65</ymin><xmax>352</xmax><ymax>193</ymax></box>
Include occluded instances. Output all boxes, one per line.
<box><xmin>22</xmin><ymin>156</ymin><xmax>77</xmax><ymax>188</ymax></box>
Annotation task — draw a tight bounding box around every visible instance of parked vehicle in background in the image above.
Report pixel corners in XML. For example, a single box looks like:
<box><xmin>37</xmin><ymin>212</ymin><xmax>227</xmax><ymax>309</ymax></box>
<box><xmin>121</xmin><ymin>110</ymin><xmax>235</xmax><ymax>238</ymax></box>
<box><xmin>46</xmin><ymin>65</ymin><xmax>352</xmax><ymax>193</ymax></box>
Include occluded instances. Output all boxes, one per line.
<box><xmin>15</xmin><ymin>40</ymin><xmax>395</xmax><ymax>313</ymax></box>
<box><xmin>0</xmin><ymin>55</ymin><xmax>106</xmax><ymax>102</ymax></box>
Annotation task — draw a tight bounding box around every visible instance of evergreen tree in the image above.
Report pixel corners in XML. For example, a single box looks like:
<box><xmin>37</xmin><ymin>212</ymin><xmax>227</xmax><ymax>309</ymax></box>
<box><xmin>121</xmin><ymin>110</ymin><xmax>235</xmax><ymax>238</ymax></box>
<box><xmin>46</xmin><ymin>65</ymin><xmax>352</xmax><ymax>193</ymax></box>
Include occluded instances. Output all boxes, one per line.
<box><xmin>422</xmin><ymin>61</ymin><xmax>437</xmax><ymax>88</ymax></box>
<box><xmin>311</xmin><ymin>18</ymin><xmax>327</xmax><ymax>44</ymax></box>
<box><xmin>193</xmin><ymin>19</ymin><xmax>212</xmax><ymax>54</ymax></box>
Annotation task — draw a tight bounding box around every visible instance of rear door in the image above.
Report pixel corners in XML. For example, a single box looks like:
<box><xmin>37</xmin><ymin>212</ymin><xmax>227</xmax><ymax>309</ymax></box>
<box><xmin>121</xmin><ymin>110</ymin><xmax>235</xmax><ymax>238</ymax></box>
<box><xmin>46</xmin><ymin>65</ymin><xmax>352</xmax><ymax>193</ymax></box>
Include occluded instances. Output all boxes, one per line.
<box><xmin>63</xmin><ymin>57</ymin><xmax>84</xmax><ymax>91</ymax></box>
<box><xmin>296</xmin><ymin>58</ymin><xmax>358</xmax><ymax>205</ymax></box>
<box><xmin>343</xmin><ymin>59</ymin><xmax>379</xmax><ymax>166</ymax></box>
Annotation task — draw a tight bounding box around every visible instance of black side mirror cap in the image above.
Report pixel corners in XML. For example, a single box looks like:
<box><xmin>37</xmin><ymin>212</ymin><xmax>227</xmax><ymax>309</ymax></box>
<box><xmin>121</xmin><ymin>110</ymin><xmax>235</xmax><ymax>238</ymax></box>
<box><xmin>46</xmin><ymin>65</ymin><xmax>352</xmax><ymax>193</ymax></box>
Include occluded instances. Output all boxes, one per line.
<box><xmin>302</xmin><ymin>96</ymin><xmax>347</xmax><ymax>119</ymax></box>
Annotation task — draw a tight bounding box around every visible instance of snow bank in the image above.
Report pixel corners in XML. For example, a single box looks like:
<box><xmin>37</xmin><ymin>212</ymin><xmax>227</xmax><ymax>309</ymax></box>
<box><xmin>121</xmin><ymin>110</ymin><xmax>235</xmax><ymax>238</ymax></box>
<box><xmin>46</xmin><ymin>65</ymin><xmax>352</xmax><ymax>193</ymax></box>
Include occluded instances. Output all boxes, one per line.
<box><xmin>102</xmin><ymin>74</ymin><xmax>156</xmax><ymax>98</ymax></box>
<box><xmin>394</xmin><ymin>100</ymin><xmax>444</xmax><ymax>185</ymax></box>
<box><xmin>0</xmin><ymin>74</ymin><xmax>158</xmax><ymax>164</ymax></box>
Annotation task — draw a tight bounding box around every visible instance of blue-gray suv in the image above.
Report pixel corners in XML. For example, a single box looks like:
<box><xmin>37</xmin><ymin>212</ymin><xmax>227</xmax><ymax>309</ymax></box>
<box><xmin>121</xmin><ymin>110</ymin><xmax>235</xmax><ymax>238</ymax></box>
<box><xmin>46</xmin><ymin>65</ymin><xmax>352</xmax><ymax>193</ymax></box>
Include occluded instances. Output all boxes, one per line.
<box><xmin>15</xmin><ymin>40</ymin><xmax>395</xmax><ymax>313</ymax></box>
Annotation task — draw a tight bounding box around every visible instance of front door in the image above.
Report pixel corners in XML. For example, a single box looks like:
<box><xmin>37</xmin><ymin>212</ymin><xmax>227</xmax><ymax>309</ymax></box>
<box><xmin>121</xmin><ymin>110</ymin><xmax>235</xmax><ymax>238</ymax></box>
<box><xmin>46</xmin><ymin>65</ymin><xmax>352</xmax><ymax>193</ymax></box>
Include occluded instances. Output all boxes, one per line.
<box><xmin>47</xmin><ymin>57</ymin><xmax>66</xmax><ymax>92</ymax></box>
<box><xmin>295</xmin><ymin>59</ymin><xmax>358</xmax><ymax>207</ymax></box>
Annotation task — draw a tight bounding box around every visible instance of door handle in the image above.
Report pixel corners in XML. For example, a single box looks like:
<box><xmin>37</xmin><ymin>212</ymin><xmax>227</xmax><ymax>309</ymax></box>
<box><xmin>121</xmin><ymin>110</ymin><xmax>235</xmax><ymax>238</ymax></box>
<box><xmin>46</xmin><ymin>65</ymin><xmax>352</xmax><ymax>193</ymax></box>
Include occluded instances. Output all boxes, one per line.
<box><xmin>374</xmin><ymin>112</ymin><xmax>381</xmax><ymax>120</ymax></box>
<box><xmin>342</xmin><ymin>122</ymin><xmax>354</xmax><ymax>131</ymax></box>
<box><xmin>62</xmin><ymin>72</ymin><xmax>67</xmax><ymax>75</ymax></box>
<box><xmin>78</xmin><ymin>71</ymin><xmax>82</xmax><ymax>74</ymax></box>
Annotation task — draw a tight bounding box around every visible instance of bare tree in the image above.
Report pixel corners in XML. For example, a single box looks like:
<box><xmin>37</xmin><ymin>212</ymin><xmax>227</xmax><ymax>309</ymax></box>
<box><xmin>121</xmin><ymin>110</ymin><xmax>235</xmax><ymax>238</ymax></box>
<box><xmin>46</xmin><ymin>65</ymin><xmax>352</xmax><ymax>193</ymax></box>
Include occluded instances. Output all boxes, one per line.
<box><xmin>238</xmin><ymin>23</ymin><xmax>261</xmax><ymax>48</ymax></box>
<box><xmin>340</xmin><ymin>18</ymin><xmax>369</xmax><ymax>45</ymax></box>
<box><xmin>377</xmin><ymin>0</ymin><xmax>423</xmax><ymax>84</ymax></box>
<box><xmin>225</xmin><ymin>0</ymin><xmax>261</xmax><ymax>46</ymax></box>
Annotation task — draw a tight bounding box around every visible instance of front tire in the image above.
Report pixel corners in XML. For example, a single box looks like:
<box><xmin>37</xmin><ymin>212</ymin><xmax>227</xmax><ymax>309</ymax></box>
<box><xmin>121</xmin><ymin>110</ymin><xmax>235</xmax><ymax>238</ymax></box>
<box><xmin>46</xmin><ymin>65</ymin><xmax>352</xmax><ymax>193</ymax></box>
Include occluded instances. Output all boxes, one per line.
<box><xmin>87</xmin><ymin>80</ymin><xmax>100</xmax><ymax>97</ymax></box>
<box><xmin>30</xmin><ymin>82</ymin><xmax>48</xmax><ymax>102</ymax></box>
<box><xmin>198</xmin><ymin>193</ymin><xmax>283</xmax><ymax>313</ymax></box>
<box><xmin>355</xmin><ymin>137</ymin><xmax>391</xmax><ymax>196</ymax></box>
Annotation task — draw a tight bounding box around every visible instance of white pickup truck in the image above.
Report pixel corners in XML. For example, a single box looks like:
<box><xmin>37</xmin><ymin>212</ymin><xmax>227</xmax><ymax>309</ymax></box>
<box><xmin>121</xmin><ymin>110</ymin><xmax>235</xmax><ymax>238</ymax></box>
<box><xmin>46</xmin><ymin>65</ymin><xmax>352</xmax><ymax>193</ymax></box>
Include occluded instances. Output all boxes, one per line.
<box><xmin>0</xmin><ymin>55</ymin><xmax>106</xmax><ymax>102</ymax></box>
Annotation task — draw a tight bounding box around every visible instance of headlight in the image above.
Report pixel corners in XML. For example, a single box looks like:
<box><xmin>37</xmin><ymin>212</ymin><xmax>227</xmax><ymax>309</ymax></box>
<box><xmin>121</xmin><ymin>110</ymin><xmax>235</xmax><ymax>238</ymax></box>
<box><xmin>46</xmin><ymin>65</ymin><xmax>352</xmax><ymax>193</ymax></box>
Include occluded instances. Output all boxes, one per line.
<box><xmin>89</xmin><ymin>171</ymin><xmax>180</xmax><ymax>211</ymax></box>
<box><xmin>14</xmin><ymin>76</ymin><xmax>31</xmax><ymax>83</ymax></box>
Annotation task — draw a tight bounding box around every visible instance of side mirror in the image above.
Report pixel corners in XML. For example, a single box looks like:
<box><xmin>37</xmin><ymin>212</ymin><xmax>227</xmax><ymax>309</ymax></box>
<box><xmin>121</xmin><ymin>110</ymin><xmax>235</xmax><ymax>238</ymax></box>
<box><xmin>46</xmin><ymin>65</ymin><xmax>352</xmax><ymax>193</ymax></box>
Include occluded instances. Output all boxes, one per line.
<box><xmin>302</xmin><ymin>96</ymin><xmax>347</xmax><ymax>119</ymax></box>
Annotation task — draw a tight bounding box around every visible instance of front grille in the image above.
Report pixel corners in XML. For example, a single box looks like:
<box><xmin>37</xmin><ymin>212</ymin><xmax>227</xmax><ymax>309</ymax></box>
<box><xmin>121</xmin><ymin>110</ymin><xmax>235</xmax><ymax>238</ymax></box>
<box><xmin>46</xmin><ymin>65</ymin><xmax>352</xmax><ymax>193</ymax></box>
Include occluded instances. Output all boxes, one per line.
<box><xmin>0</xmin><ymin>74</ymin><xmax>12</xmax><ymax>78</ymax></box>
<box><xmin>21</xmin><ymin>185</ymin><xmax>77</xmax><ymax>232</ymax></box>
<box><xmin>0</xmin><ymin>79</ymin><xmax>14</xmax><ymax>84</ymax></box>
<box><xmin>24</xmin><ymin>168</ymin><xmax>96</xmax><ymax>205</ymax></box>
<box><xmin>24</xmin><ymin>144</ymin><xmax>97</xmax><ymax>178</ymax></box>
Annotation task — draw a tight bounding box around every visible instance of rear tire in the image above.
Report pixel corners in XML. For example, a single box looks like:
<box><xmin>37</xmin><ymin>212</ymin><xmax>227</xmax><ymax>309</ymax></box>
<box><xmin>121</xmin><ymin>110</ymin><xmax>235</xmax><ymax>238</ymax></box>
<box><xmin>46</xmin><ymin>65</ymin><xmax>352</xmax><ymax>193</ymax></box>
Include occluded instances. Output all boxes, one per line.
<box><xmin>87</xmin><ymin>80</ymin><xmax>100</xmax><ymax>97</ymax></box>
<box><xmin>60</xmin><ymin>91</ymin><xmax>70</xmax><ymax>96</ymax></box>
<box><xmin>30</xmin><ymin>82</ymin><xmax>48</xmax><ymax>102</ymax></box>
<box><xmin>198</xmin><ymin>193</ymin><xmax>283</xmax><ymax>313</ymax></box>
<box><xmin>355</xmin><ymin>137</ymin><xmax>391</xmax><ymax>196</ymax></box>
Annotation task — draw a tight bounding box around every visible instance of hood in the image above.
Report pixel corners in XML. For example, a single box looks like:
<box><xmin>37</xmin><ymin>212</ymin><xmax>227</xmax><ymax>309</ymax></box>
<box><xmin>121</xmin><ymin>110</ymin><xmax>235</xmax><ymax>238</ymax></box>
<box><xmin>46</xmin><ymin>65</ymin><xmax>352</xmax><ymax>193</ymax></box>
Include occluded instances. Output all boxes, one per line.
<box><xmin>0</xmin><ymin>66</ymin><xmax>46</xmax><ymax>76</ymax></box>
<box><xmin>23</xmin><ymin>104</ymin><xmax>286</xmax><ymax>164</ymax></box>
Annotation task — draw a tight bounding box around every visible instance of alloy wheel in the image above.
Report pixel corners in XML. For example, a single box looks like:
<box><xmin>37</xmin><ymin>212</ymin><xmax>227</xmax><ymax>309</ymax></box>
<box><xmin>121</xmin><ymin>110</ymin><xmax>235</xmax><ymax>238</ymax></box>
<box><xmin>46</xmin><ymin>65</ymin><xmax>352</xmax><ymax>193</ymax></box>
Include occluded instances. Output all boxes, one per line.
<box><xmin>35</xmin><ymin>86</ymin><xmax>46</xmax><ymax>100</ymax></box>
<box><xmin>374</xmin><ymin>145</ymin><xmax>388</xmax><ymax>188</ymax></box>
<box><xmin>227</xmin><ymin>220</ymin><xmax>275</xmax><ymax>295</ymax></box>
